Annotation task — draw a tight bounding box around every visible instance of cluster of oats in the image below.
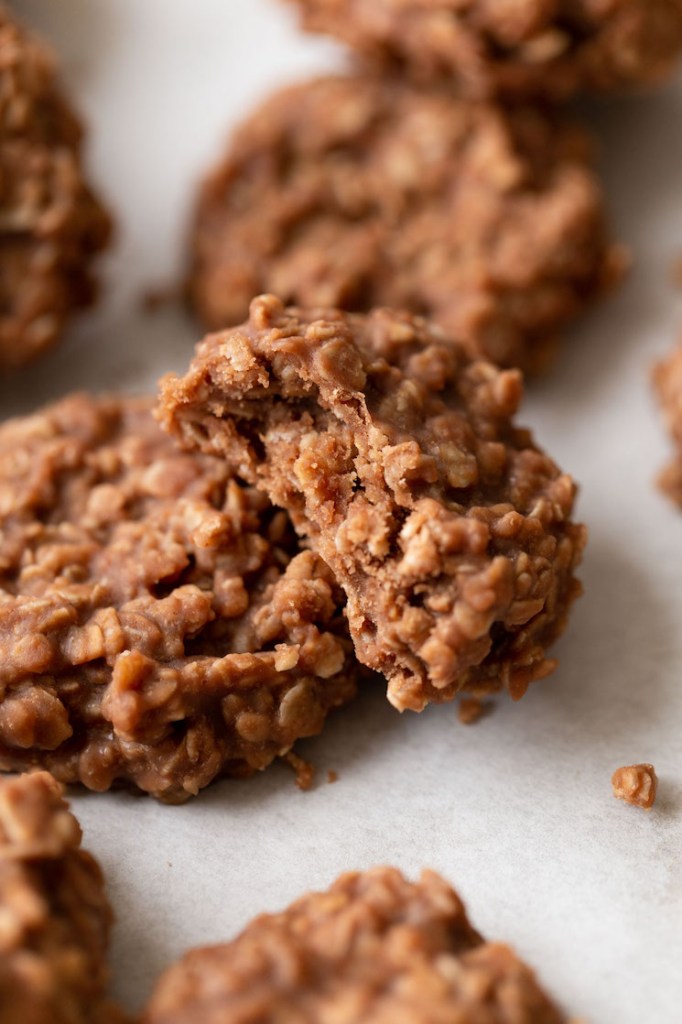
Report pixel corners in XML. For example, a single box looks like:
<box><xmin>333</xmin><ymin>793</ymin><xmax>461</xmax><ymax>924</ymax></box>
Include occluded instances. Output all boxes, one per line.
<box><xmin>0</xmin><ymin>394</ymin><xmax>356</xmax><ymax>801</ymax></box>
<box><xmin>161</xmin><ymin>296</ymin><xmax>586</xmax><ymax>714</ymax></box>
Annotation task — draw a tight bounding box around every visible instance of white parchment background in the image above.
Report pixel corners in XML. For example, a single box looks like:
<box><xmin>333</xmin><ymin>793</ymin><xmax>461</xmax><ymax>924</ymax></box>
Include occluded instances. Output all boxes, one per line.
<box><xmin>3</xmin><ymin>2</ymin><xmax>682</xmax><ymax>1020</ymax></box>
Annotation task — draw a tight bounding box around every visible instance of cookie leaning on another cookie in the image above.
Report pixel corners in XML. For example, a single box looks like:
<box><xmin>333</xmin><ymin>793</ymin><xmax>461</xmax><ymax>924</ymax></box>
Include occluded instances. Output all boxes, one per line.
<box><xmin>143</xmin><ymin>866</ymin><xmax>569</xmax><ymax>1024</ymax></box>
<box><xmin>0</xmin><ymin>6</ymin><xmax>112</xmax><ymax>371</ymax></box>
<box><xmin>188</xmin><ymin>73</ymin><xmax>624</xmax><ymax>375</ymax></box>
<box><xmin>0</xmin><ymin>394</ymin><xmax>357</xmax><ymax>802</ymax></box>
<box><xmin>160</xmin><ymin>297</ymin><xmax>586</xmax><ymax>713</ymax></box>
<box><xmin>0</xmin><ymin>770</ymin><xmax>126</xmax><ymax>1024</ymax></box>
<box><xmin>285</xmin><ymin>0</ymin><xmax>682</xmax><ymax>100</ymax></box>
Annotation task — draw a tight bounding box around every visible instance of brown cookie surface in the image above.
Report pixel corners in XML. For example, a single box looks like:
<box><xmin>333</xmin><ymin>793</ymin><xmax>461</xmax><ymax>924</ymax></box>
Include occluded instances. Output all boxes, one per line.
<box><xmin>0</xmin><ymin>770</ymin><xmax>125</xmax><ymax>1024</ymax></box>
<box><xmin>653</xmin><ymin>339</ymin><xmax>682</xmax><ymax>504</ymax></box>
<box><xmin>286</xmin><ymin>0</ymin><xmax>682</xmax><ymax>99</ymax></box>
<box><xmin>188</xmin><ymin>74</ymin><xmax>623</xmax><ymax>375</ymax></box>
<box><xmin>0</xmin><ymin>6</ymin><xmax>111</xmax><ymax>371</ymax></box>
<box><xmin>0</xmin><ymin>394</ymin><xmax>356</xmax><ymax>801</ymax></box>
<box><xmin>143</xmin><ymin>866</ymin><xmax>567</xmax><ymax>1024</ymax></box>
<box><xmin>160</xmin><ymin>297</ymin><xmax>586</xmax><ymax>713</ymax></box>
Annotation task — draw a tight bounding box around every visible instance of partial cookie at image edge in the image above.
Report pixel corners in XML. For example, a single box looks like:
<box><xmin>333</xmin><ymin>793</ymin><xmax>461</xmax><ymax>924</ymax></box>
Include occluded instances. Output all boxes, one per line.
<box><xmin>0</xmin><ymin>770</ymin><xmax>127</xmax><ymax>1024</ymax></box>
<box><xmin>284</xmin><ymin>0</ymin><xmax>682</xmax><ymax>100</ymax></box>
<box><xmin>0</xmin><ymin>5</ymin><xmax>112</xmax><ymax>372</ymax></box>
<box><xmin>188</xmin><ymin>73</ymin><xmax>625</xmax><ymax>375</ymax></box>
<box><xmin>0</xmin><ymin>393</ymin><xmax>357</xmax><ymax>802</ymax></box>
<box><xmin>143</xmin><ymin>865</ymin><xmax>569</xmax><ymax>1024</ymax></box>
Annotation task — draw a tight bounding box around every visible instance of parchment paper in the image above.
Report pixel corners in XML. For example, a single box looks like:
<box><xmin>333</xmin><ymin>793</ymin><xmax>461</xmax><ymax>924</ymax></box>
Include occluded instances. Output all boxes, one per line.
<box><xmin>3</xmin><ymin>2</ymin><xmax>682</xmax><ymax>1020</ymax></box>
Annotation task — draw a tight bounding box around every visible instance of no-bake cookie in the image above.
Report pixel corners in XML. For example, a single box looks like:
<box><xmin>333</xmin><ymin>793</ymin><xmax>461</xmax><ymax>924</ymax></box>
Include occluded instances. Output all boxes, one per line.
<box><xmin>286</xmin><ymin>0</ymin><xmax>682</xmax><ymax>100</ymax></box>
<box><xmin>653</xmin><ymin>339</ymin><xmax>682</xmax><ymax>504</ymax></box>
<box><xmin>189</xmin><ymin>73</ymin><xmax>622</xmax><ymax>374</ymax></box>
<box><xmin>0</xmin><ymin>394</ymin><xmax>356</xmax><ymax>801</ymax></box>
<box><xmin>0</xmin><ymin>770</ymin><xmax>124</xmax><ymax>1024</ymax></box>
<box><xmin>143</xmin><ymin>866</ymin><xmax>567</xmax><ymax>1024</ymax></box>
<box><xmin>0</xmin><ymin>6</ymin><xmax>111</xmax><ymax>371</ymax></box>
<box><xmin>160</xmin><ymin>297</ymin><xmax>586</xmax><ymax>712</ymax></box>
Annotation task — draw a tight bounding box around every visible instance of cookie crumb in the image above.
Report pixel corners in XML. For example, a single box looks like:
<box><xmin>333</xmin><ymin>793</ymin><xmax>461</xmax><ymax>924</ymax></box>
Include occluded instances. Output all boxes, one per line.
<box><xmin>457</xmin><ymin>697</ymin><xmax>490</xmax><ymax>725</ymax></box>
<box><xmin>286</xmin><ymin>752</ymin><xmax>315</xmax><ymax>791</ymax></box>
<box><xmin>611</xmin><ymin>763</ymin><xmax>658</xmax><ymax>810</ymax></box>
<box><xmin>327</xmin><ymin>770</ymin><xmax>339</xmax><ymax>785</ymax></box>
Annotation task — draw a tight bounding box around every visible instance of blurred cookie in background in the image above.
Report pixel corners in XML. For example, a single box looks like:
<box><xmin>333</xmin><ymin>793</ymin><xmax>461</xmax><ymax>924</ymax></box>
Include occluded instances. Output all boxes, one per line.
<box><xmin>0</xmin><ymin>770</ymin><xmax>127</xmax><ymax>1023</ymax></box>
<box><xmin>143</xmin><ymin>866</ymin><xmax>569</xmax><ymax>1023</ymax></box>
<box><xmin>188</xmin><ymin>74</ymin><xmax>625</xmax><ymax>375</ymax></box>
<box><xmin>0</xmin><ymin>5</ymin><xmax>111</xmax><ymax>372</ymax></box>
<box><xmin>285</xmin><ymin>0</ymin><xmax>682</xmax><ymax>100</ymax></box>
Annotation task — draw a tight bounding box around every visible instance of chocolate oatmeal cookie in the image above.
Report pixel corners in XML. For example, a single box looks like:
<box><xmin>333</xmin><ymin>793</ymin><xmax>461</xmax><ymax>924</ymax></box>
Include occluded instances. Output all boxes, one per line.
<box><xmin>286</xmin><ymin>0</ymin><xmax>682</xmax><ymax>100</ymax></box>
<box><xmin>0</xmin><ymin>394</ymin><xmax>356</xmax><ymax>801</ymax></box>
<box><xmin>0</xmin><ymin>771</ymin><xmax>124</xmax><ymax>1024</ymax></box>
<box><xmin>160</xmin><ymin>297</ymin><xmax>585</xmax><ymax>713</ymax></box>
<box><xmin>143</xmin><ymin>866</ymin><xmax>567</xmax><ymax>1023</ymax></box>
<box><xmin>188</xmin><ymin>74</ymin><xmax>622</xmax><ymax>375</ymax></box>
<box><xmin>653</xmin><ymin>339</ymin><xmax>682</xmax><ymax>504</ymax></box>
<box><xmin>0</xmin><ymin>6</ymin><xmax>111</xmax><ymax>371</ymax></box>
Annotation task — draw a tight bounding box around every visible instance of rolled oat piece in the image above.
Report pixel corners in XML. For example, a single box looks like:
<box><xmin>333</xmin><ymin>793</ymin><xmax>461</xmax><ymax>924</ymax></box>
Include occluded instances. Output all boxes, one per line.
<box><xmin>188</xmin><ymin>73</ymin><xmax>624</xmax><ymax>375</ymax></box>
<box><xmin>143</xmin><ymin>866</ymin><xmax>568</xmax><ymax>1024</ymax></box>
<box><xmin>0</xmin><ymin>770</ymin><xmax>125</xmax><ymax>1023</ymax></box>
<box><xmin>0</xmin><ymin>394</ymin><xmax>357</xmax><ymax>801</ymax></box>
<box><xmin>285</xmin><ymin>0</ymin><xmax>682</xmax><ymax>100</ymax></box>
<box><xmin>653</xmin><ymin>339</ymin><xmax>682</xmax><ymax>504</ymax></box>
<box><xmin>160</xmin><ymin>297</ymin><xmax>586</xmax><ymax>713</ymax></box>
<box><xmin>0</xmin><ymin>6</ymin><xmax>111</xmax><ymax>371</ymax></box>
